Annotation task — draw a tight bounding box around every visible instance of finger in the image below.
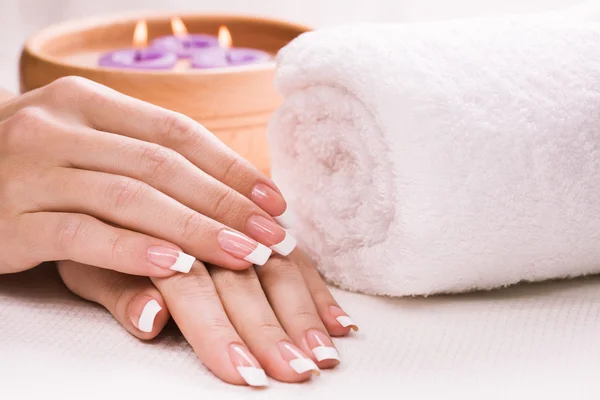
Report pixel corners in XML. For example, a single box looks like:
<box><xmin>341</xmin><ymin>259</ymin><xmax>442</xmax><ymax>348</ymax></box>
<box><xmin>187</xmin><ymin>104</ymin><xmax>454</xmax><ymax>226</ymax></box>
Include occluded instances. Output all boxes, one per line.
<box><xmin>40</xmin><ymin>77</ymin><xmax>291</xmax><ymax>224</ymax></box>
<box><xmin>34</xmin><ymin>168</ymin><xmax>272</xmax><ymax>270</ymax></box>
<box><xmin>56</xmin><ymin>128</ymin><xmax>296</xmax><ymax>257</ymax></box>
<box><xmin>209</xmin><ymin>266</ymin><xmax>320</xmax><ymax>382</ymax></box>
<box><xmin>0</xmin><ymin>85</ymin><xmax>41</xmax><ymax>120</ymax></box>
<box><xmin>255</xmin><ymin>255</ymin><xmax>341</xmax><ymax>369</ymax></box>
<box><xmin>57</xmin><ymin>260</ymin><xmax>169</xmax><ymax>339</ymax></box>
<box><xmin>151</xmin><ymin>267</ymin><xmax>269</xmax><ymax>387</ymax></box>
<box><xmin>16</xmin><ymin>212</ymin><xmax>196</xmax><ymax>277</ymax></box>
<box><xmin>290</xmin><ymin>249</ymin><xmax>359</xmax><ymax>336</ymax></box>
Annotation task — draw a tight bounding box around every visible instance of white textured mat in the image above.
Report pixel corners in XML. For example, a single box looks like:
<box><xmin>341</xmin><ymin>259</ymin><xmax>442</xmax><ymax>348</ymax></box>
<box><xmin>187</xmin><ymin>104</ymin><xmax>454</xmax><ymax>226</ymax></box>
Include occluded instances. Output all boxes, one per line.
<box><xmin>2</xmin><ymin>265</ymin><xmax>600</xmax><ymax>399</ymax></box>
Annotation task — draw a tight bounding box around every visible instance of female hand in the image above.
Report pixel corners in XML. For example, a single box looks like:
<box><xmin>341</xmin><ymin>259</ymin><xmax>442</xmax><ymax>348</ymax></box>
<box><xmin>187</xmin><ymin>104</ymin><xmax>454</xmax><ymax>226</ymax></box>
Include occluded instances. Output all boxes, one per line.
<box><xmin>0</xmin><ymin>77</ymin><xmax>296</xmax><ymax>276</ymax></box>
<box><xmin>57</xmin><ymin>249</ymin><xmax>358</xmax><ymax>386</ymax></box>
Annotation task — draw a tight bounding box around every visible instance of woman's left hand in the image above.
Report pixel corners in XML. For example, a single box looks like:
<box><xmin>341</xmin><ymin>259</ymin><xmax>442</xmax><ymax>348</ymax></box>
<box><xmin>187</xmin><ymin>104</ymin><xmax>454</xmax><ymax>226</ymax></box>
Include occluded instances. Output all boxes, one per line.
<box><xmin>57</xmin><ymin>249</ymin><xmax>358</xmax><ymax>386</ymax></box>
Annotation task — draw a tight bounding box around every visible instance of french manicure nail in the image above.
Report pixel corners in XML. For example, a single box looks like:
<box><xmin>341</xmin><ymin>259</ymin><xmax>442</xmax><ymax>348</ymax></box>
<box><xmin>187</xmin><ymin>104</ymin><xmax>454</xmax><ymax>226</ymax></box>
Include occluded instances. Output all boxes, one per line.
<box><xmin>229</xmin><ymin>343</ymin><xmax>268</xmax><ymax>387</ymax></box>
<box><xmin>277</xmin><ymin>341</ymin><xmax>320</xmax><ymax>376</ymax></box>
<box><xmin>218</xmin><ymin>229</ymin><xmax>272</xmax><ymax>266</ymax></box>
<box><xmin>247</xmin><ymin>216</ymin><xmax>297</xmax><ymax>256</ymax></box>
<box><xmin>251</xmin><ymin>183</ymin><xmax>291</xmax><ymax>227</ymax></box>
<box><xmin>137</xmin><ymin>299</ymin><xmax>162</xmax><ymax>333</ymax></box>
<box><xmin>274</xmin><ymin>208</ymin><xmax>294</xmax><ymax>229</ymax></box>
<box><xmin>270</xmin><ymin>230</ymin><xmax>297</xmax><ymax>256</ymax></box>
<box><xmin>147</xmin><ymin>246</ymin><xmax>195</xmax><ymax>273</ymax></box>
<box><xmin>306</xmin><ymin>329</ymin><xmax>340</xmax><ymax>363</ymax></box>
<box><xmin>330</xmin><ymin>305</ymin><xmax>359</xmax><ymax>331</ymax></box>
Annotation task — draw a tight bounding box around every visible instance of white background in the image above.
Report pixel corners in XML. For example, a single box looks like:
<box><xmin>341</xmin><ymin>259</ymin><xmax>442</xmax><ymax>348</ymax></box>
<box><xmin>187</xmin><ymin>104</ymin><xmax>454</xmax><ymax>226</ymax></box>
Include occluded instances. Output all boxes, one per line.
<box><xmin>0</xmin><ymin>0</ymin><xmax>583</xmax><ymax>92</ymax></box>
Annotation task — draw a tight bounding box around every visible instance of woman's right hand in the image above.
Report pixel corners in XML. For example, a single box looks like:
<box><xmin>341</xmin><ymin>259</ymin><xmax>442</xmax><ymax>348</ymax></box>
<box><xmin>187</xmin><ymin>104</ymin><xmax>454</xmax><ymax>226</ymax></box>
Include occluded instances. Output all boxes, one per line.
<box><xmin>57</xmin><ymin>248</ymin><xmax>358</xmax><ymax>387</ymax></box>
<box><xmin>0</xmin><ymin>76</ymin><xmax>296</xmax><ymax>276</ymax></box>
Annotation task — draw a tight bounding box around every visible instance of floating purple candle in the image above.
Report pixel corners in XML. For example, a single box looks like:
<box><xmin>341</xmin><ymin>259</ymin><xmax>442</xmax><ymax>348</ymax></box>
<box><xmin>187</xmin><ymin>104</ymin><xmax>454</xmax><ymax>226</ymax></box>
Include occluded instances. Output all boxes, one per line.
<box><xmin>191</xmin><ymin>47</ymin><xmax>230</xmax><ymax>69</ymax></box>
<box><xmin>150</xmin><ymin>17</ymin><xmax>219</xmax><ymax>58</ymax></box>
<box><xmin>98</xmin><ymin>48</ymin><xmax>177</xmax><ymax>70</ymax></box>
<box><xmin>97</xmin><ymin>20</ymin><xmax>271</xmax><ymax>70</ymax></box>
<box><xmin>151</xmin><ymin>34</ymin><xmax>219</xmax><ymax>58</ymax></box>
<box><xmin>97</xmin><ymin>20</ymin><xmax>177</xmax><ymax>70</ymax></box>
<box><xmin>190</xmin><ymin>26</ymin><xmax>272</xmax><ymax>69</ymax></box>
<box><xmin>191</xmin><ymin>47</ymin><xmax>272</xmax><ymax>69</ymax></box>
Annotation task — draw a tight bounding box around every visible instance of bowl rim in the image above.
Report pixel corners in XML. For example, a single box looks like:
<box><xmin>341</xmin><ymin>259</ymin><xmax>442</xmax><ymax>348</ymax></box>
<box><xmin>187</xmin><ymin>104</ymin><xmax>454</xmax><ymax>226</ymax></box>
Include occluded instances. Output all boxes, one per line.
<box><xmin>23</xmin><ymin>11</ymin><xmax>312</xmax><ymax>76</ymax></box>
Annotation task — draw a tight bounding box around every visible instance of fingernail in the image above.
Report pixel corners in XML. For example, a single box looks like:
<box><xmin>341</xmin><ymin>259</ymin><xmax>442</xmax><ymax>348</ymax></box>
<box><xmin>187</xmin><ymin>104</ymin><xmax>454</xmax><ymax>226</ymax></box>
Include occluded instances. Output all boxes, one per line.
<box><xmin>306</xmin><ymin>329</ymin><xmax>340</xmax><ymax>363</ymax></box>
<box><xmin>329</xmin><ymin>305</ymin><xmax>359</xmax><ymax>332</ymax></box>
<box><xmin>271</xmin><ymin>230</ymin><xmax>297</xmax><ymax>256</ymax></box>
<box><xmin>277</xmin><ymin>341</ymin><xmax>320</xmax><ymax>376</ymax></box>
<box><xmin>247</xmin><ymin>215</ymin><xmax>297</xmax><ymax>256</ymax></box>
<box><xmin>218</xmin><ymin>229</ymin><xmax>272</xmax><ymax>266</ymax></box>
<box><xmin>229</xmin><ymin>343</ymin><xmax>268</xmax><ymax>387</ymax></box>
<box><xmin>135</xmin><ymin>299</ymin><xmax>162</xmax><ymax>333</ymax></box>
<box><xmin>251</xmin><ymin>183</ymin><xmax>290</xmax><ymax>227</ymax></box>
<box><xmin>273</xmin><ymin>208</ymin><xmax>294</xmax><ymax>229</ymax></box>
<box><xmin>147</xmin><ymin>246</ymin><xmax>195</xmax><ymax>273</ymax></box>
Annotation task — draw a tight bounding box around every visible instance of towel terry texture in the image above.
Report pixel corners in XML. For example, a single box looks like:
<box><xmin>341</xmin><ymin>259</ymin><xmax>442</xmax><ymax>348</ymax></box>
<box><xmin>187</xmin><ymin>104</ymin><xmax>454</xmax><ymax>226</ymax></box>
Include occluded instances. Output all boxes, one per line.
<box><xmin>268</xmin><ymin>16</ymin><xmax>600</xmax><ymax>297</ymax></box>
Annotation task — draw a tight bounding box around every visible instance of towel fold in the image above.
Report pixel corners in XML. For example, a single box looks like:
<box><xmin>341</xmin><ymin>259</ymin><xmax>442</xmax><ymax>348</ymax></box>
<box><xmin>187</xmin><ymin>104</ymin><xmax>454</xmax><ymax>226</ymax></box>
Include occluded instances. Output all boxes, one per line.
<box><xmin>268</xmin><ymin>15</ymin><xmax>600</xmax><ymax>296</ymax></box>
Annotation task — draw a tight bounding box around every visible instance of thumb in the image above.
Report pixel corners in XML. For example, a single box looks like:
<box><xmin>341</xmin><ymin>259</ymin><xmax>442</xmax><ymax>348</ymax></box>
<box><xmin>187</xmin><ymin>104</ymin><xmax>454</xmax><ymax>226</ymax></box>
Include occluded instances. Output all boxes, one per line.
<box><xmin>57</xmin><ymin>260</ymin><xmax>170</xmax><ymax>339</ymax></box>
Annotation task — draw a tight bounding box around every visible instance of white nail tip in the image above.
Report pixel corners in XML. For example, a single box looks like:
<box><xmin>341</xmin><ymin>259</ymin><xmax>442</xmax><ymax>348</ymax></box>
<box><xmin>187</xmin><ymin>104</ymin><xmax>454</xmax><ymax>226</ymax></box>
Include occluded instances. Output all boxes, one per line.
<box><xmin>289</xmin><ymin>358</ymin><xmax>320</xmax><ymax>375</ymax></box>
<box><xmin>244</xmin><ymin>244</ymin><xmax>272</xmax><ymax>266</ymax></box>
<box><xmin>270</xmin><ymin>231</ymin><xmax>297</xmax><ymax>256</ymax></box>
<box><xmin>312</xmin><ymin>346</ymin><xmax>340</xmax><ymax>362</ymax></box>
<box><xmin>237</xmin><ymin>367</ymin><xmax>269</xmax><ymax>387</ymax></box>
<box><xmin>138</xmin><ymin>299</ymin><xmax>162</xmax><ymax>333</ymax></box>
<box><xmin>170</xmin><ymin>251</ymin><xmax>195</xmax><ymax>273</ymax></box>
<box><xmin>336</xmin><ymin>316</ymin><xmax>358</xmax><ymax>329</ymax></box>
<box><xmin>274</xmin><ymin>208</ymin><xmax>294</xmax><ymax>229</ymax></box>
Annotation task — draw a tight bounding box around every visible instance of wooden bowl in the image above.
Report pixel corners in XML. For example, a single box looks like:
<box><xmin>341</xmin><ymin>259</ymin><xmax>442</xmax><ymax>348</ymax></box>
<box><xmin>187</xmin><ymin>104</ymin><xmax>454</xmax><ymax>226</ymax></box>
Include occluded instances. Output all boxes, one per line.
<box><xmin>19</xmin><ymin>13</ymin><xmax>312</xmax><ymax>175</ymax></box>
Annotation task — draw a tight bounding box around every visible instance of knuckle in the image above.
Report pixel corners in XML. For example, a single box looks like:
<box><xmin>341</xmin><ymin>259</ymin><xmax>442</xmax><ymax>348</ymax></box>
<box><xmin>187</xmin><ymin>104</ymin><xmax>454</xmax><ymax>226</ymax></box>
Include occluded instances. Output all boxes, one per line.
<box><xmin>56</xmin><ymin>214</ymin><xmax>87</xmax><ymax>250</ymax></box>
<box><xmin>259</xmin><ymin>255</ymin><xmax>300</xmax><ymax>278</ymax></box>
<box><xmin>2</xmin><ymin>107</ymin><xmax>48</xmax><ymax>143</ymax></box>
<box><xmin>167</xmin><ymin>269</ymin><xmax>217</xmax><ymax>300</ymax></box>
<box><xmin>211</xmin><ymin>187</ymin><xmax>242</xmax><ymax>221</ymax></box>
<box><xmin>211</xmin><ymin>267</ymin><xmax>259</xmax><ymax>290</ymax></box>
<box><xmin>269</xmin><ymin>254</ymin><xmax>297</xmax><ymax>269</ymax></box>
<box><xmin>218</xmin><ymin>155</ymin><xmax>243</xmax><ymax>184</ymax></box>
<box><xmin>290</xmin><ymin>309</ymin><xmax>321</xmax><ymax>324</ymax></box>
<box><xmin>139</xmin><ymin>144</ymin><xmax>176</xmax><ymax>178</ymax></box>
<box><xmin>206</xmin><ymin>316</ymin><xmax>233</xmax><ymax>330</ymax></box>
<box><xmin>111</xmin><ymin>275</ymin><xmax>136</xmax><ymax>306</ymax></box>
<box><xmin>1</xmin><ymin>107</ymin><xmax>50</xmax><ymax>150</ymax></box>
<box><xmin>256</xmin><ymin>321</ymin><xmax>285</xmax><ymax>336</ymax></box>
<box><xmin>179</xmin><ymin>211</ymin><xmax>207</xmax><ymax>242</ymax></box>
<box><xmin>311</xmin><ymin>287</ymin><xmax>335</xmax><ymax>305</ymax></box>
<box><xmin>8</xmin><ymin>107</ymin><xmax>47</xmax><ymax>128</ymax></box>
<box><xmin>158</xmin><ymin>113</ymin><xmax>196</xmax><ymax>146</ymax></box>
<box><xmin>96</xmin><ymin>272</ymin><xmax>134</xmax><ymax>314</ymax></box>
<box><xmin>48</xmin><ymin>76</ymin><xmax>92</xmax><ymax>94</ymax></box>
<box><xmin>109</xmin><ymin>234</ymin><xmax>128</xmax><ymax>263</ymax></box>
<box><xmin>204</xmin><ymin>316</ymin><xmax>237</xmax><ymax>332</ymax></box>
<box><xmin>105</xmin><ymin>177</ymin><xmax>146</xmax><ymax>210</ymax></box>
<box><xmin>45</xmin><ymin>76</ymin><xmax>97</xmax><ymax>106</ymax></box>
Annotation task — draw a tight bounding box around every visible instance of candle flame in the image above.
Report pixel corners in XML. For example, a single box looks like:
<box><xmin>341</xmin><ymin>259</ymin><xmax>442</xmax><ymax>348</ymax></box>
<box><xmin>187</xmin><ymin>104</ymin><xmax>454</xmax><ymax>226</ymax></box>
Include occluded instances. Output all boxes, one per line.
<box><xmin>218</xmin><ymin>26</ymin><xmax>232</xmax><ymax>49</ymax></box>
<box><xmin>171</xmin><ymin>17</ymin><xmax>188</xmax><ymax>37</ymax></box>
<box><xmin>133</xmin><ymin>20</ymin><xmax>148</xmax><ymax>47</ymax></box>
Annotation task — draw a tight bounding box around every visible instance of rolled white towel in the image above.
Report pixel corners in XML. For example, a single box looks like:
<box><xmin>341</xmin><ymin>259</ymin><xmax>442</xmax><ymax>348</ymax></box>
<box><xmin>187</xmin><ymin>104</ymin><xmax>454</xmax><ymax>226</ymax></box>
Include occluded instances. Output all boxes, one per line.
<box><xmin>268</xmin><ymin>15</ymin><xmax>600</xmax><ymax>296</ymax></box>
